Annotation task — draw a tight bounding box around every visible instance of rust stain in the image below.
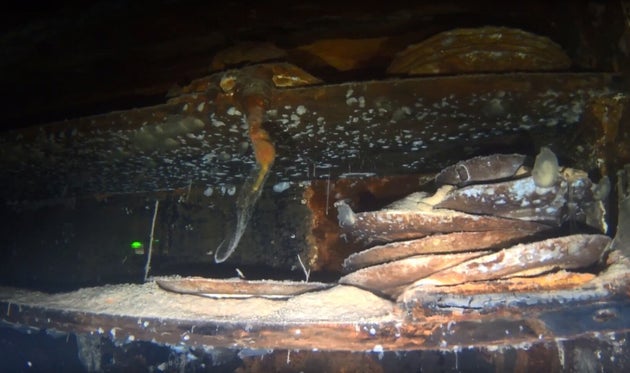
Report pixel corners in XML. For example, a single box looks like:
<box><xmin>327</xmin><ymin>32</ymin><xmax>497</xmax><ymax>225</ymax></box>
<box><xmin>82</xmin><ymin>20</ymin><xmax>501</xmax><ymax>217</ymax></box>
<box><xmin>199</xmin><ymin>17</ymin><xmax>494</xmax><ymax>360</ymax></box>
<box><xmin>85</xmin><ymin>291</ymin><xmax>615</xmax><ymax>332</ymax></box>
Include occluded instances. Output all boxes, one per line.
<box><xmin>305</xmin><ymin>175</ymin><xmax>432</xmax><ymax>271</ymax></box>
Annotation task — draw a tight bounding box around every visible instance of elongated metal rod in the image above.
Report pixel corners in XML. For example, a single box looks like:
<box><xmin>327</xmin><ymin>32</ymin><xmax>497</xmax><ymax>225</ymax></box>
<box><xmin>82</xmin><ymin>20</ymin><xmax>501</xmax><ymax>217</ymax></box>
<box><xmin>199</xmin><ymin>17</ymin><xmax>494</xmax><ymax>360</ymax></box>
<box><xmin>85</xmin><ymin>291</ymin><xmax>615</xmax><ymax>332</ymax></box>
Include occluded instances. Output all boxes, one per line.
<box><xmin>215</xmin><ymin>78</ymin><xmax>276</xmax><ymax>263</ymax></box>
<box><xmin>144</xmin><ymin>199</ymin><xmax>159</xmax><ymax>281</ymax></box>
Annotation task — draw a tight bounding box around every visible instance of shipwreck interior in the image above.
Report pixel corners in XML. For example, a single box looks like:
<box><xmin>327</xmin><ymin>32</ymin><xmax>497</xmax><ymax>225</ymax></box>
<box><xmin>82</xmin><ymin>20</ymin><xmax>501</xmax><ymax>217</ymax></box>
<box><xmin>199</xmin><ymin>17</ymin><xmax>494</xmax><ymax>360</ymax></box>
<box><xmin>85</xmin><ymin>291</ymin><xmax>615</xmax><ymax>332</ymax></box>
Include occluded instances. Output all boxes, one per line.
<box><xmin>1</xmin><ymin>1</ymin><xmax>630</xmax><ymax>372</ymax></box>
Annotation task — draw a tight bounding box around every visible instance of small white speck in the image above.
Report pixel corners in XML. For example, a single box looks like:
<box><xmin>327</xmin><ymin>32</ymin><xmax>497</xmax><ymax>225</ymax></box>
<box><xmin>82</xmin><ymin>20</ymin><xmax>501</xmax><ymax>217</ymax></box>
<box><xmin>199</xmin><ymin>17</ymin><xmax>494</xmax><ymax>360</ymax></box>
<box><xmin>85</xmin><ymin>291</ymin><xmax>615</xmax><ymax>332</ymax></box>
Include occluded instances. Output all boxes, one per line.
<box><xmin>203</xmin><ymin>186</ymin><xmax>214</xmax><ymax>197</ymax></box>
<box><xmin>346</xmin><ymin>88</ymin><xmax>354</xmax><ymax>98</ymax></box>
<box><xmin>197</xmin><ymin>102</ymin><xmax>205</xmax><ymax>112</ymax></box>
<box><xmin>273</xmin><ymin>181</ymin><xmax>291</xmax><ymax>193</ymax></box>
<box><xmin>212</xmin><ymin>119</ymin><xmax>226</xmax><ymax>127</ymax></box>
<box><xmin>128</xmin><ymin>335</ymin><xmax>135</xmax><ymax>342</ymax></box>
<box><xmin>296</xmin><ymin>105</ymin><xmax>307</xmax><ymax>115</ymax></box>
<box><xmin>373</xmin><ymin>344</ymin><xmax>384</xmax><ymax>360</ymax></box>
<box><xmin>183</xmin><ymin>104</ymin><xmax>189</xmax><ymax>111</ymax></box>
<box><xmin>227</xmin><ymin>185</ymin><xmax>236</xmax><ymax>196</ymax></box>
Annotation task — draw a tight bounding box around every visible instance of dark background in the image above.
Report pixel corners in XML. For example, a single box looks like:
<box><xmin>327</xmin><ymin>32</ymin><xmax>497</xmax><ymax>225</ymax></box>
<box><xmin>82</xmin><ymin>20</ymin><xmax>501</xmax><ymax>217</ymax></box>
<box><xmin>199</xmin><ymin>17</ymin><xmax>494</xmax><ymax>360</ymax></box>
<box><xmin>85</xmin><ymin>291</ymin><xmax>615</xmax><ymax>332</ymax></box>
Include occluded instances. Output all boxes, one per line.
<box><xmin>1</xmin><ymin>0</ymin><xmax>626</xmax><ymax>130</ymax></box>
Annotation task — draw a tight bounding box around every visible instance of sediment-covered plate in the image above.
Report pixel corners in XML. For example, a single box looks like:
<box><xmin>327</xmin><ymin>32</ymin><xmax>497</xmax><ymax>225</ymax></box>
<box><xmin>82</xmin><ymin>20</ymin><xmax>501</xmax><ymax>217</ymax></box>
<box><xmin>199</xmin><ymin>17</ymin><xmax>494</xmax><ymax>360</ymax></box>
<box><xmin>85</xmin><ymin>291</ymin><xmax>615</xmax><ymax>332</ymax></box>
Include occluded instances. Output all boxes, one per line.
<box><xmin>156</xmin><ymin>276</ymin><xmax>333</xmax><ymax>299</ymax></box>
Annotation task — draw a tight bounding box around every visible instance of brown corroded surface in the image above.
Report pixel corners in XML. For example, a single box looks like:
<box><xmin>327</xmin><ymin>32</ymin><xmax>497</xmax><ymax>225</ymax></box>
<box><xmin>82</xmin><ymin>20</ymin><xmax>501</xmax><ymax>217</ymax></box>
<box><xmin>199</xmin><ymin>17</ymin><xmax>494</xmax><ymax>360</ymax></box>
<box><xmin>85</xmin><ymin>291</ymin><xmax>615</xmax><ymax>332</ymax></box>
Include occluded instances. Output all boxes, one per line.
<box><xmin>342</xmin><ymin>230</ymin><xmax>544</xmax><ymax>272</ymax></box>
<box><xmin>156</xmin><ymin>277</ymin><xmax>333</xmax><ymax>299</ymax></box>
<box><xmin>435</xmin><ymin>176</ymin><xmax>567</xmax><ymax>224</ymax></box>
<box><xmin>337</xmin><ymin>200</ymin><xmax>550</xmax><ymax>245</ymax></box>
<box><xmin>403</xmin><ymin>270</ymin><xmax>597</xmax><ymax>297</ymax></box>
<box><xmin>1</xmin><ymin>2</ymin><xmax>629</xmax><ymax>370</ymax></box>
<box><xmin>411</xmin><ymin>234</ymin><xmax>610</xmax><ymax>286</ymax></box>
<box><xmin>401</xmin><ymin>251</ymin><xmax>630</xmax><ymax>311</ymax></box>
<box><xmin>0</xmin><ymin>72</ymin><xmax>620</xmax><ymax>203</ymax></box>
<box><xmin>305</xmin><ymin>174</ymin><xmax>435</xmax><ymax>271</ymax></box>
<box><xmin>338</xmin><ymin>251</ymin><xmax>489</xmax><ymax>298</ymax></box>
<box><xmin>435</xmin><ymin>153</ymin><xmax>526</xmax><ymax>186</ymax></box>
<box><xmin>0</xmin><ymin>254</ymin><xmax>629</xmax><ymax>352</ymax></box>
<box><xmin>387</xmin><ymin>27</ymin><xmax>571</xmax><ymax>75</ymax></box>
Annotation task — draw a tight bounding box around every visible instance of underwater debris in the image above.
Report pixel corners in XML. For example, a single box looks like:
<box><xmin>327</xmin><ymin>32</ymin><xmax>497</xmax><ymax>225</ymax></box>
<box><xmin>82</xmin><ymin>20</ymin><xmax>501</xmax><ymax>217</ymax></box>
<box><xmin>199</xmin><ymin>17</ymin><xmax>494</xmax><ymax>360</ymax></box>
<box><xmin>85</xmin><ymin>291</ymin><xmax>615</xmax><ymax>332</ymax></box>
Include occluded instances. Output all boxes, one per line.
<box><xmin>434</xmin><ymin>149</ymin><xmax>606</xmax><ymax>230</ymax></box>
<box><xmin>435</xmin><ymin>153</ymin><xmax>526</xmax><ymax>186</ymax></box>
<box><xmin>532</xmin><ymin>146</ymin><xmax>560</xmax><ymax>188</ymax></box>
<box><xmin>334</xmin><ymin>197</ymin><xmax>549</xmax><ymax>245</ymax></box>
<box><xmin>412</xmin><ymin>234</ymin><xmax>610</xmax><ymax>287</ymax></box>
<box><xmin>337</xmin><ymin>151</ymin><xmax>615</xmax><ymax>301</ymax></box>
<box><xmin>435</xmin><ymin>176</ymin><xmax>567</xmax><ymax>224</ymax></box>
<box><xmin>387</xmin><ymin>26</ymin><xmax>571</xmax><ymax>75</ymax></box>
<box><xmin>339</xmin><ymin>251</ymin><xmax>489</xmax><ymax>298</ymax></box>
<box><xmin>156</xmin><ymin>277</ymin><xmax>332</xmax><ymax>299</ymax></box>
<box><xmin>214</xmin><ymin>74</ymin><xmax>277</xmax><ymax>263</ymax></box>
<box><xmin>342</xmin><ymin>230</ymin><xmax>543</xmax><ymax>272</ymax></box>
<box><xmin>214</xmin><ymin>165</ymin><xmax>271</xmax><ymax>263</ymax></box>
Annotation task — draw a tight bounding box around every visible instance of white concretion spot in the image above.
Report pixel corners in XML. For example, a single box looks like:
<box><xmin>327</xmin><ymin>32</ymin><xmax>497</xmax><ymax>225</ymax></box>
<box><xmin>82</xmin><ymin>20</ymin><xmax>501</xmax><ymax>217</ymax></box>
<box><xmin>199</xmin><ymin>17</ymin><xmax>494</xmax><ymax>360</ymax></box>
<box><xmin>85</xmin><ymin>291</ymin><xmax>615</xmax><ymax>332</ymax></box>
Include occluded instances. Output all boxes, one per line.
<box><xmin>227</xmin><ymin>107</ymin><xmax>242</xmax><ymax>116</ymax></box>
<box><xmin>211</xmin><ymin>118</ymin><xmax>225</xmax><ymax>127</ymax></box>
<box><xmin>273</xmin><ymin>181</ymin><xmax>291</xmax><ymax>193</ymax></box>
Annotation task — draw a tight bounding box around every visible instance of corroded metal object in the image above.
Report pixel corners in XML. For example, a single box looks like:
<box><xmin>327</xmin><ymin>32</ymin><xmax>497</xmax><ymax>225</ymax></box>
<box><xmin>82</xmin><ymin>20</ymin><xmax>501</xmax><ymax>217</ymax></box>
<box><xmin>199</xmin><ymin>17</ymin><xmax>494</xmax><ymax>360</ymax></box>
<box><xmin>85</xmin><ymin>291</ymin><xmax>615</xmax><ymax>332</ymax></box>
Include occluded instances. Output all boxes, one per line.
<box><xmin>341</xmin><ymin>232</ymin><xmax>609</xmax><ymax>299</ymax></box>
<box><xmin>400</xmin><ymin>248</ymin><xmax>630</xmax><ymax>311</ymax></box>
<box><xmin>387</xmin><ymin>26</ymin><xmax>572</xmax><ymax>75</ymax></box>
<box><xmin>338</xmin><ymin>251</ymin><xmax>489</xmax><ymax>298</ymax></box>
<box><xmin>156</xmin><ymin>277</ymin><xmax>333</xmax><ymax>299</ymax></box>
<box><xmin>435</xmin><ymin>153</ymin><xmax>526</xmax><ymax>186</ymax></box>
<box><xmin>337</xmin><ymin>150</ymin><xmax>613</xmax><ymax>300</ymax></box>
<box><xmin>435</xmin><ymin>176</ymin><xmax>567</xmax><ymax>224</ymax></box>
<box><xmin>435</xmin><ymin>150</ymin><xmax>607</xmax><ymax>231</ymax></box>
<box><xmin>0</xmin><ymin>69</ymin><xmax>619</xmax><ymax>203</ymax></box>
<box><xmin>0</xmin><ymin>166</ymin><xmax>629</xmax><ymax>355</ymax></box>
<box><xmin>335</xmin><ymin>192</ymin><xmax>550</xmax><ymax>245</ymax></box>
<box><xmin>214</xmin><ymin>69</ymin><xmax>277</xmax><ymax>263</ymax></box>
<box><xmin>342</xmin><ymin>229</ymin><xmax>547</xmax><ymax>272</ymax></box>
<box><xmin>412</xmin><ymin>234</ymin><xmax>610</xmax><ymax>286</ymax></box>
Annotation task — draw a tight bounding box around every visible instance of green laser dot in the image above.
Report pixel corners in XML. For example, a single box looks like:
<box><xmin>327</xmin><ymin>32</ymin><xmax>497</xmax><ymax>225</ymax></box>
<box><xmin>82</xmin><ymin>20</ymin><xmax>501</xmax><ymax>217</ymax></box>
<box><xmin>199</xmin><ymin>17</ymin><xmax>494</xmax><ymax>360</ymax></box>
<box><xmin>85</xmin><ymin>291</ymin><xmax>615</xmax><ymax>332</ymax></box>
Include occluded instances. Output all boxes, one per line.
<box><xmin>130</xmin><ymin>241</ymin><xmax>143</xmax><ymax>249</ymax></box>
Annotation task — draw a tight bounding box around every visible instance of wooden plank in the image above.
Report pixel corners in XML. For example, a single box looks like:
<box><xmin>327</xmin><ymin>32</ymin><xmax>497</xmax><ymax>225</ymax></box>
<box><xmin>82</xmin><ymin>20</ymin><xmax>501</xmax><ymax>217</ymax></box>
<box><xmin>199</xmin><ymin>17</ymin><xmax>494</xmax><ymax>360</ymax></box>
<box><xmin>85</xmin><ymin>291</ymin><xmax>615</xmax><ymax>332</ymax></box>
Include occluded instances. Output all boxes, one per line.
<box><xmin>1</xmin><ymin>267</ymin><xmax>630</xmax><ymax>352</ymax></box>
<box><xmin>0</xmin><ymin>72</ymin><xmax>619</xmax><ymax>202</ymax></box>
